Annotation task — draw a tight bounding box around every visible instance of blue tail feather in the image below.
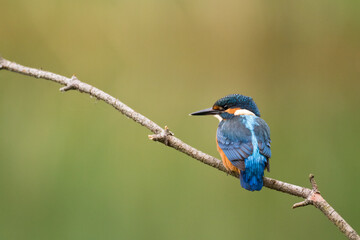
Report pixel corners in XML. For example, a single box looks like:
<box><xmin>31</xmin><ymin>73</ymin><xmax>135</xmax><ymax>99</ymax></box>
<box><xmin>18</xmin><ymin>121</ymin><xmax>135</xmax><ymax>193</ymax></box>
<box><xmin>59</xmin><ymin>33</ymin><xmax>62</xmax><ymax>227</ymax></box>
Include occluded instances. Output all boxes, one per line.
<box><xmin>240</xmin><ymin>171</ymin><xmax>263</xmax><ymax>191</ymax></box>
<box><xmin>240</xmin><ymin>154</ymin><xmax>267</xmax><ymax>191</ymax></box>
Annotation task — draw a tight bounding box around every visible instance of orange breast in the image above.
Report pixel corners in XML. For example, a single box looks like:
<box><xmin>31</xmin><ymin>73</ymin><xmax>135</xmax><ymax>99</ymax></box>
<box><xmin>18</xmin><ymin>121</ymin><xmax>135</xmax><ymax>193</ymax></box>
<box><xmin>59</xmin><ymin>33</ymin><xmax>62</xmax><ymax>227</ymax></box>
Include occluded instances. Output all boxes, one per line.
<box><xmin>216</xmin><ymin>138</ymin><xmax>240</xmax><ymax>173</ymax></box>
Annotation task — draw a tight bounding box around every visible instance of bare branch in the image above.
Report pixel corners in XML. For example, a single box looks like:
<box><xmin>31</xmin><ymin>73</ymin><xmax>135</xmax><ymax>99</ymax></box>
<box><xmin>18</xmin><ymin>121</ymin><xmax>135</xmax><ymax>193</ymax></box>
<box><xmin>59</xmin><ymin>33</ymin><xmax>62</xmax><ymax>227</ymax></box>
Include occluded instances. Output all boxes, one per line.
<box><xmin>292</xmin><ymin>174</ymin><xmax>359</xmax><ymax>240</ymax></box>
<box><xmin>59</xmin><ymin>75</ymin><xmax>81</xmax><ymax>92</ymax></box>
<box><xmin>292</xmin><ymin>199</ymin><xmax>311</xmax><ymax>209</ymax></box>
<box><xmin>0</xmin><ymin>57</ymin><xmax>358</xmax><ymax>240</ymax></box>
<box><xmin>309</xmin><ymin>173</ymin><xmax>319</xmax><ymax>192</ymax></box>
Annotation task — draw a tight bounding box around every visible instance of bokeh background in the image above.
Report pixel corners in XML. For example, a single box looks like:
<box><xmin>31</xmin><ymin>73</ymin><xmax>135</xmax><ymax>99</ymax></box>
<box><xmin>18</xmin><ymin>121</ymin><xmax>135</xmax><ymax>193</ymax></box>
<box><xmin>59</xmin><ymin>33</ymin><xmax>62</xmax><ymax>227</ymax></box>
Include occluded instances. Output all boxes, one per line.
<box><xmin>1</xmin><ymin>1</ymin><xmax>359</xmax><ymax>239</ymax></box>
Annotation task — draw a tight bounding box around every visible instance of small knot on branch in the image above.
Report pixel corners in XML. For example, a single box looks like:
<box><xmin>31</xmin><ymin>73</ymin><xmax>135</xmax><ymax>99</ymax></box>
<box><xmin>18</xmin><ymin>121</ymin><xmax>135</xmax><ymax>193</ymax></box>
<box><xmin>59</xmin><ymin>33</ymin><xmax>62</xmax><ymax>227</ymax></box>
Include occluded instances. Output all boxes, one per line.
<box><xmin>292</xmin><ymin>173</ymin><xmax>322</xmax><ymax>209</ymax></box>
<box><xmin>148</xmin><ymin>126</ymin><xmax>174</xmax><ymax>146</ymax></box>
<box><xmin>60</xmin><ymin>75</ymin><xmax>81</xmax><ymax>92</ymax></box>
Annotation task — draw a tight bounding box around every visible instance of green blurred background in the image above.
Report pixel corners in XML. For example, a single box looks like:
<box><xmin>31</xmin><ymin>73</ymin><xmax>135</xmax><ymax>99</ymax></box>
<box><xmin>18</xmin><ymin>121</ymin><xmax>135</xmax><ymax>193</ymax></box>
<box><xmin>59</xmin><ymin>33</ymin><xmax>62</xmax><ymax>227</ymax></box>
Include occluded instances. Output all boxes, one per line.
<box><xmin>1</xmin><ymin>1</ymin><xmax>359</xmax><ymax>239</ymax></box>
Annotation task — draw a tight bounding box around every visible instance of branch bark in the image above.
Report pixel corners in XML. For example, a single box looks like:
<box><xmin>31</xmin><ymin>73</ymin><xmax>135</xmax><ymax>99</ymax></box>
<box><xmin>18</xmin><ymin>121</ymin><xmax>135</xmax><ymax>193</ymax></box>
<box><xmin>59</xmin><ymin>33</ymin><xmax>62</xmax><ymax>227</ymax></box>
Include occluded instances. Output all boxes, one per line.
<box><xmin>0</xmin><ymin>57</ymin><xmax>358</xmax><ymax>240</ymax></box>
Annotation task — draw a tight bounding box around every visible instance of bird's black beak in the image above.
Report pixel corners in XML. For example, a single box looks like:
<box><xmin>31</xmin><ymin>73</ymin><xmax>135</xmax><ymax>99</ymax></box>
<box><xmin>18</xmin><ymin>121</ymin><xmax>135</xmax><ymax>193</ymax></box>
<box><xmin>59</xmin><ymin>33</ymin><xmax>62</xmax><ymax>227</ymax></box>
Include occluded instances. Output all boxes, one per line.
<box><xmin>190</xmin><ymin>108</ymin><xmax>221</xmax><ymax>116</ymax></box>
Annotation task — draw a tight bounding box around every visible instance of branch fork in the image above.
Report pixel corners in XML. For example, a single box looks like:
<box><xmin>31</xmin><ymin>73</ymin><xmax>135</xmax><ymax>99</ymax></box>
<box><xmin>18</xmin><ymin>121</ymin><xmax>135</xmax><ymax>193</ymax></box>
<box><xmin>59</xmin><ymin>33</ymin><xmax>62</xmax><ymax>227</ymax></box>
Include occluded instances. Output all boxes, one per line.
<box><xmin>60</xmin><ymin>75</ymin><xmax>81</xmax><ymax>92</ymax></box>
<box><xmin>148</xmin><ymin>126</ymin><xmax>174</xmax><ymax>145</ymax></box>
<box><xmin>292</xmin><ymin>174</ymin><xmax>320</xmax><ymax>209</ymax></box>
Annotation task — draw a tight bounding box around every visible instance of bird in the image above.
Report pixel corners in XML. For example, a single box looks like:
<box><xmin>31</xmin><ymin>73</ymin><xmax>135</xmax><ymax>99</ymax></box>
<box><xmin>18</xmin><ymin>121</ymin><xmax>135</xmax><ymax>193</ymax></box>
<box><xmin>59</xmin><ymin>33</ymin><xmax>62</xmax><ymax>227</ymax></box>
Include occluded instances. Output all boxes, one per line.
<box><xmin>190</xmin><ymin>94</ymin><xmax>271</xmax><ymax>191</ymax></box>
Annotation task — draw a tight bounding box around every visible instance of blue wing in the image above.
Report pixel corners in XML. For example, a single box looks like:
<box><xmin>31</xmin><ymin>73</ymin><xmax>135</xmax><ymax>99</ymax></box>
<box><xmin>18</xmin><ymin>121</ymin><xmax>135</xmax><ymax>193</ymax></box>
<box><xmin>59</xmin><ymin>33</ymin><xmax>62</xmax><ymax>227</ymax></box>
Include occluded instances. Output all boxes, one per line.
<box><xmin>253</xmin><ymin>117</ymin><xmax>271</xmax><ymax>171</ymax></box>
<box><xmin>217</xmin><ymin>116</ymin><xmax>271</xmax><ymax>171</ymax></box>
<box><xmin>217</xmin><ymin>116</ymin><xmax>271</xmax><ymax>191</ymax></box>
<box><xmin>216</xmin><ymin>118</ymin><xmax>253</xmax><ymax>171</ymax></box>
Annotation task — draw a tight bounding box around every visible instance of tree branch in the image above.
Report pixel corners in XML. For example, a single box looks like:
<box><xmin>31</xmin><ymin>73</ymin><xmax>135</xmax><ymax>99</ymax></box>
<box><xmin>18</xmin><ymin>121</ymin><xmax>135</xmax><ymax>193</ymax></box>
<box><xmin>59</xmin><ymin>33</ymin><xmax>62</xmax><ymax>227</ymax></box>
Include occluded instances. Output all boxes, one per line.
<box><xmin>1</xmin><ymin>57</ymin><xmax>358</xmax><ymax>240</ymax></box>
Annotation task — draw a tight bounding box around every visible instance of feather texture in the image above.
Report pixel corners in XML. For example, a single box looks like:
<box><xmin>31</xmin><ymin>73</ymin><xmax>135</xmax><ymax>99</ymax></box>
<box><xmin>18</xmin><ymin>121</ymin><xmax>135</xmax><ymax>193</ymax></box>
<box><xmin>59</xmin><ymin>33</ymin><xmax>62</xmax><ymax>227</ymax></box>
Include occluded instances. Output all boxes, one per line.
<box><xmin>217</xmin><ymin>115</ymin><xmax>271</xmax><ymax>191</ymax></box>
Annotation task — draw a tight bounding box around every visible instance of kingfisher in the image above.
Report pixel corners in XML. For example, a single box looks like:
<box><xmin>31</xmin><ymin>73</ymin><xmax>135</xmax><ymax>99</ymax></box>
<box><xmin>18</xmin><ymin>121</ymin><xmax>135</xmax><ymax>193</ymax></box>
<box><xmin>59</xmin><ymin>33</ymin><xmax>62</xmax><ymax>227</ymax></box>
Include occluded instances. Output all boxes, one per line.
<box><xmin>190</xmin><ymin>94</ymin><xmax>271</xmax><ymax>191</ymax></box>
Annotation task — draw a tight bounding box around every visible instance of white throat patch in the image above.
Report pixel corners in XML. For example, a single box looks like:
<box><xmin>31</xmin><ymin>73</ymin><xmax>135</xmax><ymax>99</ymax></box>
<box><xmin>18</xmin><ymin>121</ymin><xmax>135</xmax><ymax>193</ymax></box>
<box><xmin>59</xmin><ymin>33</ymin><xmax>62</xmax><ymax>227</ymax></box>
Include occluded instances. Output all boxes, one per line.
<box><xmin>234</xmin><ymin>109</ymin><xmax>255</xmax><ymax>116</ymax></box>
<box><xmin>214</xmin><ymin>115</ymin><xmax>223</xmax><ymax>122</ymax></box>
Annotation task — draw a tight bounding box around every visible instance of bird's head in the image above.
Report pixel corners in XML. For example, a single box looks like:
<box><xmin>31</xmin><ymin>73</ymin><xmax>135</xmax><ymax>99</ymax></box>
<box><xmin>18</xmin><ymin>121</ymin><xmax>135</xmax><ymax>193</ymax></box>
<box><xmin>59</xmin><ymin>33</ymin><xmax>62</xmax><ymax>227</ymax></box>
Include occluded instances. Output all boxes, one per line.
<box><xmin>190</xmin><ymin>94</ymin><xmax>261</xmax><ymax>120</ymax></box>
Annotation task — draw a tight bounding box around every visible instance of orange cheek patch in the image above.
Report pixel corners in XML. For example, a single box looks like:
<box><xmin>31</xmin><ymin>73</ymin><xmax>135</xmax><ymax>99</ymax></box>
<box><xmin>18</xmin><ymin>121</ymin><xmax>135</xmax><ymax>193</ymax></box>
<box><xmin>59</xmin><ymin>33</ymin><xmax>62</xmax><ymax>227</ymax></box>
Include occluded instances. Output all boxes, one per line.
<box><xmin>225</xmin><ymin>108</ymin><xmax>241</xmax><ymax>114</ymax></box>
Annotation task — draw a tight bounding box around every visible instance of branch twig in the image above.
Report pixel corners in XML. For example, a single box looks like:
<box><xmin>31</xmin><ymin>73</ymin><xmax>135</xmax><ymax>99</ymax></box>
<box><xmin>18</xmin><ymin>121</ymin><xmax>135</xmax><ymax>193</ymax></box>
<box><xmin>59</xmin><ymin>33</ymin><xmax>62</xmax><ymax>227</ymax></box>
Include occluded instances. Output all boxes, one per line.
<box><xmin>1</xmin><ymin>57</ymin><xmax>358</xmax><ymax>240</ymax></box>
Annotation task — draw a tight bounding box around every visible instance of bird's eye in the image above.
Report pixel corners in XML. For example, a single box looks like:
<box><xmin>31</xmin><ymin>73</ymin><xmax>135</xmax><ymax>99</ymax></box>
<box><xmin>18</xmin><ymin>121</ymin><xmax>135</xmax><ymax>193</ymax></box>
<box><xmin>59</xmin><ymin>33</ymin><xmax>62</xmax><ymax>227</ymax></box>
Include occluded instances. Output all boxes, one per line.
<box><xmin>223</xmin><ymin>105</ymin><xmax>228</xmax><ymax>109</ymax></box>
